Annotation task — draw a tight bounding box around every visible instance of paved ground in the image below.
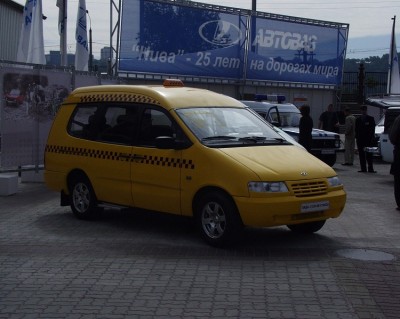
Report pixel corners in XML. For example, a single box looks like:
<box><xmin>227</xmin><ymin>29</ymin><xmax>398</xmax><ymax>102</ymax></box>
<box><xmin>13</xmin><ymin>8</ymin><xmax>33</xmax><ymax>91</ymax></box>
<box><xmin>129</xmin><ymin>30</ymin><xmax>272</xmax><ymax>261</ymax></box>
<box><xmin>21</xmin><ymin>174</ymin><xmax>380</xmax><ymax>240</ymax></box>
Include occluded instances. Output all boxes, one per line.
<box><xmin>0</xmin><ymin>153</ymin><xmax>399</xmax><ymax>319</ymax></box>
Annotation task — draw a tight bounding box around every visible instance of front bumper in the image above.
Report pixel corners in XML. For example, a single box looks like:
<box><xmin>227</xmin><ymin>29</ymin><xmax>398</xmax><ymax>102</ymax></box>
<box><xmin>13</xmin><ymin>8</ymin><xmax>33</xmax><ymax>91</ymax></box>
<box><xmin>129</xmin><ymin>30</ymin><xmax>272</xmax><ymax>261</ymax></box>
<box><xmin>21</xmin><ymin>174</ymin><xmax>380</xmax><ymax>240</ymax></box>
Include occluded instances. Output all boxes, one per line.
<box><xmin>234</xmin><ymin>189</ymin><xmax>346</xmax><ymax>227</ymax></box>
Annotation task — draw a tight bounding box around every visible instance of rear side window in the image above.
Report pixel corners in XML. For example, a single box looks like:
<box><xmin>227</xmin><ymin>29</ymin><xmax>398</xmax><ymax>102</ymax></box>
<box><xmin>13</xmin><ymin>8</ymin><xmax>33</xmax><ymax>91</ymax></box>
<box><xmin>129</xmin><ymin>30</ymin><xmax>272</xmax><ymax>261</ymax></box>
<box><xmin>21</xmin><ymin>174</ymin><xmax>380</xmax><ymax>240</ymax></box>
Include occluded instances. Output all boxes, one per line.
<box><xmin>68</xmin><ymin>103</ymin><xmax>139</xmax><ymax>144</ymax></box>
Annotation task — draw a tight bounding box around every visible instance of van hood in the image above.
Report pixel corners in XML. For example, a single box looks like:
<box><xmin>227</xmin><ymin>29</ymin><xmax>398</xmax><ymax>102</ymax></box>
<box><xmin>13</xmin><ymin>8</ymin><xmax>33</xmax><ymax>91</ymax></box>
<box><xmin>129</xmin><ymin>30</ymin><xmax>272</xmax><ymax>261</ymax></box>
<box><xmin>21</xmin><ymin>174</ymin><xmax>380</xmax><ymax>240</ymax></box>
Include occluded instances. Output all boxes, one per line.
<box><xmin>220</xmin><ymin>145</ymin><xmax>335</xmax><ymax>180</ymax></box>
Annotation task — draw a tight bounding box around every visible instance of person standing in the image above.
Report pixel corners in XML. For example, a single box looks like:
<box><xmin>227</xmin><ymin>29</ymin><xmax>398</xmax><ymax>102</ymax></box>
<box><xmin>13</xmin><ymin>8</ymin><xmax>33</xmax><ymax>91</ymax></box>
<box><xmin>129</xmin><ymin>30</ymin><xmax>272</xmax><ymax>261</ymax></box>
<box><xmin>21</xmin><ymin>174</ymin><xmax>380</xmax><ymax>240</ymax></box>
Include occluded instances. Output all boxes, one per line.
<box><xmin>318</xmin><ymin>103</ymin><xmax>339</xmax><ymax>133</ymax></box>
<box><xmin>342</xmin><ymin>107</ymin><xmax>356</xmax><ymax>166</ymax></box>
<box><xmin>389</xmin><ymin>114</ymin><xmax>400</xmax><ymax>210</ymax></box>
<box><xmin>355</xmin><ymin>105</ymin><xmax>376</xmax><ymax>173</ymax></box>
<box><xmin>298</xmin><ymin>105</ymin><xmax>313</xmax><ymax>152</ymax></box>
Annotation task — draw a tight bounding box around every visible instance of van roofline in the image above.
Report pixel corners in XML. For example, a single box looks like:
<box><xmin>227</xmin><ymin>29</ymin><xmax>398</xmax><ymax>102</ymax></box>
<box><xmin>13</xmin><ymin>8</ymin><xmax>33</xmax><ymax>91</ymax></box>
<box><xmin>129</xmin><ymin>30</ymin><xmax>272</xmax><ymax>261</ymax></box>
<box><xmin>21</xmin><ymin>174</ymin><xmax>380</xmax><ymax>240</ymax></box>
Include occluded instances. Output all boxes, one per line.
<box><xmin>365</xmin><ymin>95</ymin><xmax>400</xmax><ymax>109</ymax></box>
<box><xmin>68</xmin><ymin>85</ymin><xmax>245</xmax><ymax>110</ymax></box>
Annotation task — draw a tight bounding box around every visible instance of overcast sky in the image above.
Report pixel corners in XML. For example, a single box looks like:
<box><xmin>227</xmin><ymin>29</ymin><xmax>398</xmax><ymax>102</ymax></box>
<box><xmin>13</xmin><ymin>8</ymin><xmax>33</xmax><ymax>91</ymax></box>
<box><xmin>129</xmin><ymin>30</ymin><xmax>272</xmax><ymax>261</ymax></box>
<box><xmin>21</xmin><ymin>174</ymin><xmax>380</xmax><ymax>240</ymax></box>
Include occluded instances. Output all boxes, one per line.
<box><xmin>13</xmin><ymin>0</ymin><xmax>400</xmax><ymax>59</ymax></box>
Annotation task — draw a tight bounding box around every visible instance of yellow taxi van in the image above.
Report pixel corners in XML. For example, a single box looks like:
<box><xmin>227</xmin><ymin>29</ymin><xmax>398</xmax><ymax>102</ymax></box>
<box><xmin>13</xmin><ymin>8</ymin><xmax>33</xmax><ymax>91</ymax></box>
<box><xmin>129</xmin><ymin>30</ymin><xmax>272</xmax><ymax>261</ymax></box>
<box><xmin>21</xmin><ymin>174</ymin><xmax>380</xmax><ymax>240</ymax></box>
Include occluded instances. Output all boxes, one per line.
<box><xmin>44</xmin><ymin>80</ymin><xmax>346</xmax><ymax>246</ymax></box>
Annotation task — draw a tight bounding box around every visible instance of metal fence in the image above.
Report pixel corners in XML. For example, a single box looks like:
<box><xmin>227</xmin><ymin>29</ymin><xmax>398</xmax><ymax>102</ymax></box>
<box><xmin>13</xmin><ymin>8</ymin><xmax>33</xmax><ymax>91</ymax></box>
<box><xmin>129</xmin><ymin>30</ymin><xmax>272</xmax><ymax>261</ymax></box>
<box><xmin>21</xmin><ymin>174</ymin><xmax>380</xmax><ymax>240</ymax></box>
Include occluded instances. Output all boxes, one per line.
<box><xmin>342</xmin><ymin>71</ymin><xmax>387</xmax><ymax>97</ymax></box>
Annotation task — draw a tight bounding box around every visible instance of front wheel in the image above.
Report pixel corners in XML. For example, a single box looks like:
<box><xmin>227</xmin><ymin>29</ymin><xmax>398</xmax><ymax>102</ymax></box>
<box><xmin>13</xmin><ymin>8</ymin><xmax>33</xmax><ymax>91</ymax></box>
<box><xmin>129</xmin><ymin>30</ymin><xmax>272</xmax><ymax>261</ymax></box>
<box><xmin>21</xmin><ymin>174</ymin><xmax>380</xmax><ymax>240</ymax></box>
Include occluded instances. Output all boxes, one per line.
<box><xmin>287</xmin><ymin>220</ymin><xmax>326</xmax><ymax>233</ymax></box>
<box><xmin>69</xmin><ymin>175</ymin><xmax>99</xmax><ymax>220</ymax></box>
<box><xmin>194</xmin><ymin>191</ymin><xmax>243</xmax><ymax>247</ymax></box>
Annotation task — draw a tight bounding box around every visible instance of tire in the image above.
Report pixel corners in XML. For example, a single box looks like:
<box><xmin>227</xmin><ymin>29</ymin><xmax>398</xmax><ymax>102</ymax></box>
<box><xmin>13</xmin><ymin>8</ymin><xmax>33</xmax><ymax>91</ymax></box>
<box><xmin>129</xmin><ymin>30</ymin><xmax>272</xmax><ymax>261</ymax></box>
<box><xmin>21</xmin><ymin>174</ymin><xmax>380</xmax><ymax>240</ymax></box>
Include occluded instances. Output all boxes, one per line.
<box><xmin>194</xmin><ymin>191</ymin><xmax>243</xmax><ymax>247</ymax></box>
<box><xmin>287</xmin><ymin>220</ymin><xmax>326</xmax><ymax>233</ymax></box>
<box><xmin>69</xmin><ymin>175</ymin><xmax>99</xmax><ymax>220</ymax></box>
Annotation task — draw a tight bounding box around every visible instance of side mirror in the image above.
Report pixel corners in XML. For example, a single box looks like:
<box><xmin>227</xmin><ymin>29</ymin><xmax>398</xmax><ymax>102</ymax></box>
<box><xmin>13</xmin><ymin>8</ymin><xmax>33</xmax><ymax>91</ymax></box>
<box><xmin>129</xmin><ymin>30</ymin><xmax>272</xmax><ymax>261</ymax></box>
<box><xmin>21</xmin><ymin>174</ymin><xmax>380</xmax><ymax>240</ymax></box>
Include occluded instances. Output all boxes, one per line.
<box><xmin>155</xmin><ymin>136</ymin><xmax>192</xmax><ymax>150</ymax></box>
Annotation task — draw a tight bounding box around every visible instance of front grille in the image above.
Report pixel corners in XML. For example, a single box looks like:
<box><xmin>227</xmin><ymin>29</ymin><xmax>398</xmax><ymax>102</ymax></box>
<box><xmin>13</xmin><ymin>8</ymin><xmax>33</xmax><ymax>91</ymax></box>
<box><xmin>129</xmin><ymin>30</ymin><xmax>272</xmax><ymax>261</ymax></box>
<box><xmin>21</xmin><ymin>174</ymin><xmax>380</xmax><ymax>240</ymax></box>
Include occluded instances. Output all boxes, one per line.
<box><xmin>311</xmin><ymin>139</ymin><xmax>338</xmax><ymax>149</ymax></box>
<box><xmin>290</xmin><ymin>181</ymin><xmax>327</xmax><ymax>197</ymax></box>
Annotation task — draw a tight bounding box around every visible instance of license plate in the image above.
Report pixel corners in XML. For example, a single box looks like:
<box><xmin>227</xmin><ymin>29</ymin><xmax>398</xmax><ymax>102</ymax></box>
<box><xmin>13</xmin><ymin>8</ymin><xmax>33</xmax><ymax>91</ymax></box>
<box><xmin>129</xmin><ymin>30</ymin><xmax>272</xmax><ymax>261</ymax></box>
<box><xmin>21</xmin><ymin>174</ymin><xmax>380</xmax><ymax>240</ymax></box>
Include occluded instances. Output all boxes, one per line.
<box><xmin>321</xmin><ymin>149</ymin><xmax>334</xmax><ymax>154</ymax></box>
<box><xmin>301</xmin><ymin>201</ymin><xmax>329</xmax><ymax>213</ymax></box>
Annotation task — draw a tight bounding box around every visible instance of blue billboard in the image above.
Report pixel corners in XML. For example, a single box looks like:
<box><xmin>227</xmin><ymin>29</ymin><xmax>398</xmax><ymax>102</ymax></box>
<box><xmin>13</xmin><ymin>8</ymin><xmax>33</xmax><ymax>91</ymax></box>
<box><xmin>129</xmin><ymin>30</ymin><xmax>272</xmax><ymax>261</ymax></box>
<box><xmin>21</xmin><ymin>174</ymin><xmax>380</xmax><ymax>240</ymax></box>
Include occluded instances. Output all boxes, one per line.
<box><xmin>119</xmin><ymin>0</ymin><xmax>247</xmax><ymax>79</ymax></box>
<box><xmin>247</xmin><ymin>17</ymin><xmax>348</xmax><ymax>85</ymax></box>
<box><xmin>118</xmin><ymin>1</ymin><xmax>348</xmax><ymax>86</ymax></box>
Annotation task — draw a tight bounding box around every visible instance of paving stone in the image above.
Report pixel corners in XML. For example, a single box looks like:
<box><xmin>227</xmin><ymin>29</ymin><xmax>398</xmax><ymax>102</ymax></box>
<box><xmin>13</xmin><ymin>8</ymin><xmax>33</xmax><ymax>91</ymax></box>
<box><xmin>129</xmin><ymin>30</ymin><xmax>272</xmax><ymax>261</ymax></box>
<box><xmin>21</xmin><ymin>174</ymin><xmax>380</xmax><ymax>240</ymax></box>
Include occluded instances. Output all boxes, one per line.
<box><xmin>0</xmin><ymin>153</ymin><xmax>399</xmax><ymax>318</ymax></box>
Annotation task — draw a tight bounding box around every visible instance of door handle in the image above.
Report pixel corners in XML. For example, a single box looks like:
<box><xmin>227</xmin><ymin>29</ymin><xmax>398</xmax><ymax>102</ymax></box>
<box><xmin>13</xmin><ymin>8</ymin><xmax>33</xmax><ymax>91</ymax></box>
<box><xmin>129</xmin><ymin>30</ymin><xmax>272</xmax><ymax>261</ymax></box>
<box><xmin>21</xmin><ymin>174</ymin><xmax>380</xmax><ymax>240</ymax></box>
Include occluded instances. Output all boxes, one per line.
<box><xmin>132</xmin><ymin>154</ymin><xmax>146</xmax><ymax>161</ymax></box>
<box><xmin>119</xmin><ymin>154</ymin><xmax>132</xmax><ymax>160</ymax></box>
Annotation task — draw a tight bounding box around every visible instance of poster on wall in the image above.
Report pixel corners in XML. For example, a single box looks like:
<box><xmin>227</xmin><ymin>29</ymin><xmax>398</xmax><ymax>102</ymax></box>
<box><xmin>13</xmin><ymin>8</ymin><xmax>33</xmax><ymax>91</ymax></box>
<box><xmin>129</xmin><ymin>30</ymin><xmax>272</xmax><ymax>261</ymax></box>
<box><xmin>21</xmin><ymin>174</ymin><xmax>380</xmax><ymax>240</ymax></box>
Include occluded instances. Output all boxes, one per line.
<box><xmin>293</xmin><ymin>94</ymin><xmax>309</xmax><ymax>108</ymax></box>
<box><xmin>119</xmin><ymin>0</ymin><xmax>247</xmax><ymax>79</ymax></box>
<box><xmin>247</xmin><ymin>17</ymin><xmax>348</xmax><ymax>85</ymax></box>
<box><xmin>0</xmin><ymin>67</ymin><xmax>71</xmax><ymax>167</ymax></box>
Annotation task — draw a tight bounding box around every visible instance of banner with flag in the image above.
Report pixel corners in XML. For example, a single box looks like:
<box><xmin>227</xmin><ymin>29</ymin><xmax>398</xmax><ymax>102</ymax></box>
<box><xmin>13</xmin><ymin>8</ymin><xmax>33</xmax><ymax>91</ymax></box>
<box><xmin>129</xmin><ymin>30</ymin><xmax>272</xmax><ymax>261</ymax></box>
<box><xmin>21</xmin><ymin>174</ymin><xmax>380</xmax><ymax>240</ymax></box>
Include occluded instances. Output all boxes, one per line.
<box><xmin>75</xmin><ymin>0</ymin><xmax>89</xmax><ymax>71</ymax></box>
<box><xmin>57</xmin><ymin>0</ymin><xmax>67</xmax><ymax>66</ymax></box>
<box><xmin>388</xmin><ymin>16</ymin><xmax>400</xmax><ymax>94</ymax></box>
<box><xmin>56</xmin><ymin>0</ymin><xmax>65</xmax><ymax>37</ymax></box>
<box><xmin>16</xmin><ymin>0</ymin><xmax>46</xmax><ymax>64</ymax></box>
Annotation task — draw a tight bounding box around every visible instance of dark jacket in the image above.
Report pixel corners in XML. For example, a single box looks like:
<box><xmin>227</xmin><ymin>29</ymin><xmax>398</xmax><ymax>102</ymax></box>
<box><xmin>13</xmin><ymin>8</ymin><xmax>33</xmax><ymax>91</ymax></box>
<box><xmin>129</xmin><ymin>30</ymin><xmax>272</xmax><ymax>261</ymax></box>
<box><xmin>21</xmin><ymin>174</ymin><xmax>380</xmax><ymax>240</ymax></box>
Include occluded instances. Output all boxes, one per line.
<box><xmin>355</xmin><ymin>114</ymin><xmax>375</xmax><ymax>146</ymax></box>
<box><xmin>390</xmin><ymin>115</ymin><xmax>400</xmax><ymax>175</ymax></box>
<box><xmin>319</xmin><ymin>111</ymin><xmax>339</xmax><ymax>133</ymax></box>
<box><xmin>299</xmin><ymin>115</ymin><xmax>313</xmax><ymax>152</ymax></box>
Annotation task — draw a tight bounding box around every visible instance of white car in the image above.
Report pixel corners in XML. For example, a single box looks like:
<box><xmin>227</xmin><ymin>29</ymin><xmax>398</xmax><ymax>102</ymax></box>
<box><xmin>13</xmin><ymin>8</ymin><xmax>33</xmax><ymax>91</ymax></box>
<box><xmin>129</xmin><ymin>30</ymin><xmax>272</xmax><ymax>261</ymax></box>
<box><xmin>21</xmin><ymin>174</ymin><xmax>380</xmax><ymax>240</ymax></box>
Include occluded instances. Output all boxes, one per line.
<box><xmin>380</xmin><ymin>107</ymin><xmax>400</xmax><ymax>163</ymax></box>
<box><xmin>242</xmin><ymin>96</ymin><xmax>341</xmax><ymax>166</ymax></box>
<box><xmin>366</xmin><ymin>96</ymin><xmax>400</xmax><ymax>162</ymax></box>
<box><xmin>372</xmin><ymin>115</ymin><xmax>385</xmax><ymax>157</ymax></box>
<box><xmin>375</xmin><ymin>115</ymin><xmax>385</xmax><ymax>136</ymax></box>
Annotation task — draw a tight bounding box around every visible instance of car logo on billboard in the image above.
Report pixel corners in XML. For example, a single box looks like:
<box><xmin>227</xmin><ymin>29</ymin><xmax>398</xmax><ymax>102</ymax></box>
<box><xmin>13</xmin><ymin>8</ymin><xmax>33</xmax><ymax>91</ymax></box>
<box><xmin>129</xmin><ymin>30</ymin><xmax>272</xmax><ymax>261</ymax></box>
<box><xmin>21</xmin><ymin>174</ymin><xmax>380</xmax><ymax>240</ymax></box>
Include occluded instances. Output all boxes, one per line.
<box><xmin>199</xmin><ymin>20</ymin><xmax>242</xmax><ymax>47</ymax></box>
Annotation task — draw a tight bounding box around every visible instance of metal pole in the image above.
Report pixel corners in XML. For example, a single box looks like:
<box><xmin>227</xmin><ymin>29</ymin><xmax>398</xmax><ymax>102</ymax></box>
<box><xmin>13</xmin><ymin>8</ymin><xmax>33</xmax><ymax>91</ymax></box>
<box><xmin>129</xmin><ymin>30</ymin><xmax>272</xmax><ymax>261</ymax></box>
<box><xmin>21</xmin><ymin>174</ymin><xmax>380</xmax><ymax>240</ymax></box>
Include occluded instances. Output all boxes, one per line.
<box><xmin>358</xmin><ymin>62</ymin><xmax>365</xmax><ymax>104</ymax></box>
<box><xmin>60</xmin><ymin>0</ymin><xmax>67</xmax><ymax>66</ymax></box>
<box><xmin>86</xmin><ymin>10</ymin><xmax>93</xmax><ymax>71</ymax></box>
<box><xmin>109</xmin><ymin>0</ymin><xmax>113</xmax><ymax>75</ymax></box>
<box><xmin>89</xmin><ymin>29</ymin><xmax>93</xmax><ymax>71</ymax></box>
<box><xmin>388</xmin><ymin>16</ymin><xmax>396</xmax><ymax>95</ymax></box>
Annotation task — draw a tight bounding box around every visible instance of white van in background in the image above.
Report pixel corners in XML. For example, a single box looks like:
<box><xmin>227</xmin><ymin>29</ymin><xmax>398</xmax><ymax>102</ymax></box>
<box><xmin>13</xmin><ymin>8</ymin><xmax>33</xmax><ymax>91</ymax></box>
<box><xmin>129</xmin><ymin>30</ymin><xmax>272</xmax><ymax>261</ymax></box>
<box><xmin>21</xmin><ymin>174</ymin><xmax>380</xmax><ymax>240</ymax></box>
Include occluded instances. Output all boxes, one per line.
<box><xmin>380</xmin><ymin>107</ymin><xmax>400</xmax><ymax>163</ymax></box>
<box><xmin>375</xmin><ymin>115</ymin><xmax>385</xmax><ymax>138</ymax></box>
<box><xmin>366</xmin><ymin>95</ymin><xmax>400</xmax><ymax>163</ymax></box>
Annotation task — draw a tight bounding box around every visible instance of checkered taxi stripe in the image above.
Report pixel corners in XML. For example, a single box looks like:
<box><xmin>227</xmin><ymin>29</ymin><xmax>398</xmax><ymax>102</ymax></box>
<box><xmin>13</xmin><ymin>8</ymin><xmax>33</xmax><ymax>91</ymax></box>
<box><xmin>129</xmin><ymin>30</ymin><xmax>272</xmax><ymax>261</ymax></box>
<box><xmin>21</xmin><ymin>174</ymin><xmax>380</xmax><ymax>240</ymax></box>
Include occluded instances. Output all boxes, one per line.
<box><xmin>45</xmin><ymin>145</ymin><xmax>195</xmax><ymax>169</ymax></box>
<box><xmin>79</xmin><ymin>93</ymin><xmax>161</xmax><ymax>105</ymax></box>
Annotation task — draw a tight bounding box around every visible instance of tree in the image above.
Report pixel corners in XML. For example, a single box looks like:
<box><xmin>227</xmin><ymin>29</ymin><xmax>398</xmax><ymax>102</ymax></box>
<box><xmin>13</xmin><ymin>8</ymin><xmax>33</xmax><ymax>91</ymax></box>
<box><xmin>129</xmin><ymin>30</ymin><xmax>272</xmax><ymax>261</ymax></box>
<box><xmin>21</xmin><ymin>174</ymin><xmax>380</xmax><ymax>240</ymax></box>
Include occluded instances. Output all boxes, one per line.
<box><xmin>344</xmin><ymin>54</ymin><xmax>390</xmax><ymax>72</ymax></box>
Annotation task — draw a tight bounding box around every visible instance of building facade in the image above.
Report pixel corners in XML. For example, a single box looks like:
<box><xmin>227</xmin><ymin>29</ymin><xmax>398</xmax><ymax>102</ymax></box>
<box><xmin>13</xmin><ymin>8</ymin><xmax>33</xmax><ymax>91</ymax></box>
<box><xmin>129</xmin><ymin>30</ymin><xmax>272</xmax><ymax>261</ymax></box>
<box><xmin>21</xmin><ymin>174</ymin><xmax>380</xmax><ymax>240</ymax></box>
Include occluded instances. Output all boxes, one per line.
<box><xmin>0</xmin><ymin>0</ymin><xmax>23</xmax><ymax>61</ymax></box>
<box><xmin>100</xmin><ymin>47</ymin><xmax>111</xmax><ymax>61</ymax></box>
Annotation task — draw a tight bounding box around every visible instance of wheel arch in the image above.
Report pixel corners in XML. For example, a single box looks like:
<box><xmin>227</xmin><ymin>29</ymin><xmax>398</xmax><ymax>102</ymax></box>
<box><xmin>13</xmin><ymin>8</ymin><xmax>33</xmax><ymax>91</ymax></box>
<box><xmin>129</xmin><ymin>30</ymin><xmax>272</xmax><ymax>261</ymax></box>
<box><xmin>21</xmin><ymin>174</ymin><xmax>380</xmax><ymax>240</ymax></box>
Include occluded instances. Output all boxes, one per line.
<box><xmin>60</xmin><ymin>169</ymin><xmax>91</xmax><ymax>206</ymax></box>
<box><xmin>67</xmin><ymin>169</ymin><xmax>100</xmax><ymax>219</ymax></box>
<box><xmin>192</xmin><ymin>186</ymin><xmax>243</xmax><ymax>225</ymax></box>
<box><xmin>66</xmin><ymin>169</ymin><xmax>91</xmax><ymax>192</ymax></box>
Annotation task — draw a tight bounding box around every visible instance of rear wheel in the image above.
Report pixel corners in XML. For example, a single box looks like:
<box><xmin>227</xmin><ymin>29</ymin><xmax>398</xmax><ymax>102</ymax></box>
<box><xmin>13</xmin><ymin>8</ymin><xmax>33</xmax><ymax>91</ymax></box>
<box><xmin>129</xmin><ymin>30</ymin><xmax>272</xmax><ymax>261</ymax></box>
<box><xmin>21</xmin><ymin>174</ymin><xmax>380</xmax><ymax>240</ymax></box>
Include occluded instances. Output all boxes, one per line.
<box><xmin>194</xmin><ymin>191</ymin><xmax>243</xmax><ymax>247</ymax></box>
<box><xmin>287</xmin><ymin>220</ymin><xmax>326</xmax><ymax>233</ymax></box>
<box><xmin>69</xmin><ymin>175</ymin><xmax>99</xmax><ymax>220</ymax></box>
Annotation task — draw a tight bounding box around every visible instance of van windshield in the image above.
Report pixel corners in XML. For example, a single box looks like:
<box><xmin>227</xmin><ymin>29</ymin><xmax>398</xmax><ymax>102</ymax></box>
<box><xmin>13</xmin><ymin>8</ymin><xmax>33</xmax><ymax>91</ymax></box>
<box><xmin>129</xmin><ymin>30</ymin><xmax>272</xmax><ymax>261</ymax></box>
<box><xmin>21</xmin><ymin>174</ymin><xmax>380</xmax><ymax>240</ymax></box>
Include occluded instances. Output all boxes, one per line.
<box><xmin>176</xmin><ymin>107</ymin><xmax>292</xmax><ymax>146</ymax></box>
<box><xmin>269</xmin><ymin>110</ymin><xmax>301</xmax><ymax>127</ymax></box>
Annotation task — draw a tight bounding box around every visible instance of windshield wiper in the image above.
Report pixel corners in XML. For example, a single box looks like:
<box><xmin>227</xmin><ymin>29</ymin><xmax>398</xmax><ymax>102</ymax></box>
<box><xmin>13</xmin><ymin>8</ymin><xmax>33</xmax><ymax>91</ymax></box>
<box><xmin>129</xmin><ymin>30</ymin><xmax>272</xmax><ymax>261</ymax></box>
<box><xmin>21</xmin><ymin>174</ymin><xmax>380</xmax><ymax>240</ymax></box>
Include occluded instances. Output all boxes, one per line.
<box><xmin>240</xmin><ymin>136</ymin><xmax>290</xmax><ymax>145</ymax></box>
<box><xmin>268</xmin><ymin>138</ymin><xmax>292</xmax><ymax>145</ymax></box>
<box><xmin>238</xmin><ymin>136</ymin><xmax>267</xmax><ymax>143</ymax></box>
<box><xmin>201</xmin><ymin>135</ymin><xmax>287</xmax><ymax>145</ymax></box>
<box><xmin>201</xmin><ymin>135</ymin><xmax>237</xmax><ymax>141</ymax></box>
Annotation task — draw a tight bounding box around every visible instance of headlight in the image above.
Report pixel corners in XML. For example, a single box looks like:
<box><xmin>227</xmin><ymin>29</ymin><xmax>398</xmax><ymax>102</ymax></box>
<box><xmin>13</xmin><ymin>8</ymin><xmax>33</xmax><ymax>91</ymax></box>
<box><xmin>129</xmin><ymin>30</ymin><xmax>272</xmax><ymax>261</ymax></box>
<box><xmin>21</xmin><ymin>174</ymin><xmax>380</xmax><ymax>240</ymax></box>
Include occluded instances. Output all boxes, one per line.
<box><xmin>248</xmin><ymin>181</ymin><xmax>288</xmax><ymax>193</ymax></box>
<box><xmin>327</xmin><ymin>176</ymin><xmax>342</xmax><ymax>187</ymax></box>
